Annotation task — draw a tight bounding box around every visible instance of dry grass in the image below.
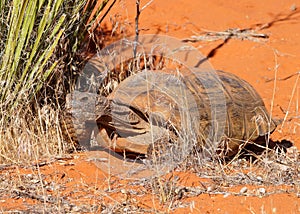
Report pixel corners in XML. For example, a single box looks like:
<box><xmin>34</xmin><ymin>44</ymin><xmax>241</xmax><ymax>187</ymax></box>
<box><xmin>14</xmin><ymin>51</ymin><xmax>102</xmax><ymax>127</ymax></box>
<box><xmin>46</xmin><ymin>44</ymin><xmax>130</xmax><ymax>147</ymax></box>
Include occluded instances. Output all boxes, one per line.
<box><xmin>0</xmin><ymin>146</ymin><xmax>299</xmax><ymax>212</ymax></box>
<box><xmin>0</xmin><ymin>104</ymin><xmax>69</xmax><ymax>165</ymax></box>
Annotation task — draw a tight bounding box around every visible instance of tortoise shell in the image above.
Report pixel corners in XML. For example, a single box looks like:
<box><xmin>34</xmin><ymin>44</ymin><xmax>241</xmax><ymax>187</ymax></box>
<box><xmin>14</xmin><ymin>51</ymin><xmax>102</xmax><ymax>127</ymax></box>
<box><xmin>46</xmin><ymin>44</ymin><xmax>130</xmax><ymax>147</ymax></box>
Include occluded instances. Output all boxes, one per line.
<box><xmin>94</xmin><ymin>68</ymin><xmax>277</xmax><ymax>156</ymax></box>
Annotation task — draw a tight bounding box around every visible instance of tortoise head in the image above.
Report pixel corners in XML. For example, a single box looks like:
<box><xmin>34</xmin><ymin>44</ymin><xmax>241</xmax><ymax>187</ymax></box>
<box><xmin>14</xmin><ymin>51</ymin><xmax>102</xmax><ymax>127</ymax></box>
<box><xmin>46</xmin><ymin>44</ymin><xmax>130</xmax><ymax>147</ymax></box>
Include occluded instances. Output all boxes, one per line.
<box><xmin>66</xmin><ymin>91</ymin><xmax>109</xmax><ymax>122</ymax></box>
<box><xmin>65</xmin><ymin>91</ymin><xmax>110</xmax><ymax>148</ymax></box>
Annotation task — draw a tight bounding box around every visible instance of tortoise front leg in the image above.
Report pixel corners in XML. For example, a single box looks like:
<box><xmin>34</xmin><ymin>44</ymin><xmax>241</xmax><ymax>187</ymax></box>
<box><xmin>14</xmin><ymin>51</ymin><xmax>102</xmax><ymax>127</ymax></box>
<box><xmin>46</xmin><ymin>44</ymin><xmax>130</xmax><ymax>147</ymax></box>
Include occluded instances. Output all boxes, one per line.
<box><xmin>95</xmin><ymin>127</ymin><xmax>149</xmax><ymax>154</ymax></box>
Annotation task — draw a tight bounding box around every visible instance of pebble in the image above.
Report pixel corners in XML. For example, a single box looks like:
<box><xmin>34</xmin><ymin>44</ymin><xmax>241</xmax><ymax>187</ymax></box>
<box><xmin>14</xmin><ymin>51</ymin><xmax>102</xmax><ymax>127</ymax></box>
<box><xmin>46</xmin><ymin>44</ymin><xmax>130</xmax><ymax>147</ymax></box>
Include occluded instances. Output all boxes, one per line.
<box><xmin>290</xmin><ymin>4</ymin><xmax>297</xmax><ymax>11</ymax></box>
<box><xmin>207</xmin><ymin>185</ymin><xmax>215</xmax><ymax>192</ymax></box>
<box><xmin>257</xmin><ymin>176</ymin><xmax>263</xmax><ymax>182</ymax></box>
<box><xmin>240</xmin><ymin>186</ymin><xmax>248</xmax><ymax>194</ymax></box>
<box><xmin>223</xmin><ymin>193</ymin><xmax>230</xmax><ymax>198</ymax></box>
<box><xmin>258</xmin><ymin>187</ymin><xmax>266</xmax><ymax>195</ymax></box>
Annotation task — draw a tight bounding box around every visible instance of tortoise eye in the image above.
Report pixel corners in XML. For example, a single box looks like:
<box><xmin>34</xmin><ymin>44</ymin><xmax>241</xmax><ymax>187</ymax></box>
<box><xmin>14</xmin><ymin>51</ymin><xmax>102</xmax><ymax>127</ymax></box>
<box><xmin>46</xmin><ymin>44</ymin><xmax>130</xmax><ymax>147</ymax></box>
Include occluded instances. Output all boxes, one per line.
<box><xmin>80</xmin><ymin>97</ymin><xmax>89</xmax><ymax>102</ymax></box>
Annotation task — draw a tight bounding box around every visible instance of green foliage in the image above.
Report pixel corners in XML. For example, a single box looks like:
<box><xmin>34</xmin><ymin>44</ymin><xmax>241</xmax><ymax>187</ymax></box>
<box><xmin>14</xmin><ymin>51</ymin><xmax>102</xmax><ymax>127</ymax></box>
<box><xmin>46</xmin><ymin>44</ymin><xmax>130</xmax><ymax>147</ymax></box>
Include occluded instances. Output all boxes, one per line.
<box><xmin>1</xmin><ymin>0</ymin><xmax>60</xmax><ymax>110</ymax></box>
<box><xmin>0</xmin><ymin>0</ymin><xmax>113</xmax><ymax>113</ymax></box>
<box><xmin>0</xmin><ymin>0</ymin><xmax>114</xmax><ymax>163</ymax></box>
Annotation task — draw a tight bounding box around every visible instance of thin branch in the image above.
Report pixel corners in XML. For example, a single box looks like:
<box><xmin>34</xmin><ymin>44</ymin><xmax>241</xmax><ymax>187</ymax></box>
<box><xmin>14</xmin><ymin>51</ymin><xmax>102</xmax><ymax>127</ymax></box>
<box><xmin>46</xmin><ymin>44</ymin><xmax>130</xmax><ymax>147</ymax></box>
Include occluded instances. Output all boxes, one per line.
<box><xmin>182</xmin><ymin>28</ymin><xmax>269</xmax><ymax>43</ymax></box>
<box><xmin>133</xmin><ymin>0</ymin><xmax>140</xmax><ymax>59</ymax></box>
<box><xmin>265</xmin><ymin>71</ymin><xmax>300</xmax><ymax>82</ymax></box>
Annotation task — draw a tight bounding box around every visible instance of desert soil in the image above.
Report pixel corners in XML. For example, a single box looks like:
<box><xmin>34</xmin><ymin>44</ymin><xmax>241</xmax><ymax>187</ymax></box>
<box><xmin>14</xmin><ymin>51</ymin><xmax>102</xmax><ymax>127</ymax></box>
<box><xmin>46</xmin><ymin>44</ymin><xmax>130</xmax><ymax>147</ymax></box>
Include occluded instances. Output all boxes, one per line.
<box><xmin>1</xmin><ymin>0</ymin><xmax>300</xmax><ymax>213</ymax></box>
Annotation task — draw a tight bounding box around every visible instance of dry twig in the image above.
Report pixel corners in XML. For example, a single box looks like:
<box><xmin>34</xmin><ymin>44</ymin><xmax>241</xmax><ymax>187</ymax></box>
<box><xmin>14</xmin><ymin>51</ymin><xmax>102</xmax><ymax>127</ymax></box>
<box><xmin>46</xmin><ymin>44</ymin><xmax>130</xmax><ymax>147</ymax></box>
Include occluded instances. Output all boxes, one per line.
<box><xmin>182</xmin><ymin>28</ymin><xmax>269</xmax><ymax>43</ymax></box>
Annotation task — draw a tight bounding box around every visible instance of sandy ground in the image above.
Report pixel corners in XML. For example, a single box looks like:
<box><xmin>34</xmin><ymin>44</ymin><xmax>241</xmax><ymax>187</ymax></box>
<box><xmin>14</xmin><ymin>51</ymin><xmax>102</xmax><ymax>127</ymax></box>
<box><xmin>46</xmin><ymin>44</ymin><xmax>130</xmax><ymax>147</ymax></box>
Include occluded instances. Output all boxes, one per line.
<box><xmin>1</xmin><ymin>0</ymin><xmax>300</xmax><ymax>213</ymax></box>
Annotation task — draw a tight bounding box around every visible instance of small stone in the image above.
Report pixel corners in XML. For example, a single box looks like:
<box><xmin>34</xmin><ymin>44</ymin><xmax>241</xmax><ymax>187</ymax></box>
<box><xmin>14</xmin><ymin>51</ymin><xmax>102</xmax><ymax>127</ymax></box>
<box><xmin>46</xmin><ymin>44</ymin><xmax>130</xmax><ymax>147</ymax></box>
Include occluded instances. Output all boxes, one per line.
<box><xmin>31</xmin><ymin>179</ymin><xmax>40</xmax><ymax>184</ymax></box>
<box><xmin>26</xmin><ymin>174</ymin><xmax>33</xmax><ymax>178</ymax></box>
<box><xmin>240</xmin><ymin>186</ymin><xmax>248</xmax><ymax>194</ymax></box>
<box><xmin>290</xmin><ymin>4</ymin><xmax>297</xmax><ymax>11</ymax></box>
<box><xmin>223</xmin><ymin>193</ymin><xmax>230</xmax><ymax>198</ymax></box>
<box><xmin>257</xmin><ymin>176</ymin><xmax>263</xmax><ymax>181</ymax></box>
<box><xmin>258</xmin><ymin>187</ymin><xmax>266</xmax><ymax>194</ymax></box>
<box><xmin>207</xmin><ymin>185</ymin><xmax>215</xmax><ymax>192</ymax></box>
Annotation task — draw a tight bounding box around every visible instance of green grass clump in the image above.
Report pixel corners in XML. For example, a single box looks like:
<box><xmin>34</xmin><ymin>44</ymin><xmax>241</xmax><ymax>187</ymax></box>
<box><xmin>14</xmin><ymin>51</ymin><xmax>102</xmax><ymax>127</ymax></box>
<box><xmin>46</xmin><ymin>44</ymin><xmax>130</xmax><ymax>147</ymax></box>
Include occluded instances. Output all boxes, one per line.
<box><xmin>0</xmin><ymin>0</ymin><xmax>114</xmax><ymax>164</ymax></box>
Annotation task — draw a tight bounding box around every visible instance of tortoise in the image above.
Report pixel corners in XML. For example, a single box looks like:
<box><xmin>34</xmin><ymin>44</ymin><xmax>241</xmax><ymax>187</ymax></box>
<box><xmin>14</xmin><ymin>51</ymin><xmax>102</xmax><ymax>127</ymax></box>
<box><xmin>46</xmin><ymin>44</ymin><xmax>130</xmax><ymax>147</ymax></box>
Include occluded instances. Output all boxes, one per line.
<box><xmin>65</xmin><ymin>67</ymin><xmax>277</xmax><ymax>158</ymax></box>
